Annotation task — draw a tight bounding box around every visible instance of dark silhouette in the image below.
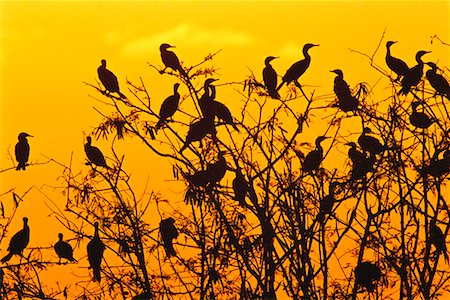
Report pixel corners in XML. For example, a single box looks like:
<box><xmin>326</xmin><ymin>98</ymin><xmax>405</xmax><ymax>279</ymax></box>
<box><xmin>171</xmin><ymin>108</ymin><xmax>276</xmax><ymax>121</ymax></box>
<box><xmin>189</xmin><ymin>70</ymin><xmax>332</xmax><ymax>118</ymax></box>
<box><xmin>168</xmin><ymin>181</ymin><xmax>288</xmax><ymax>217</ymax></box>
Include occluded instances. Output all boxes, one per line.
<box><xmin>210</xmin><ymin>100</ymin><xmax>239</xmax><ymax>131</ymax></box>
<box><xmin>346</xmin><ymin>142</ymin><xmax>366</xmax><ymax>165</ymax></box>
<box><xmin>160</xmin><ymin>43</ymin><xmax>187</xmax><ymax>76</ymax></box>
<box><xmin>85</xmin><ymin>136</ymin><xmax>109</xmax><ymax>169</ymax></box>
<box><xmin>426</xmin><ymin>62</ymin><xmax>450</xmax><ymax>99</ymax></box>
<box><xmin>87</xmin><ymin>222</ymin><xmax>105</xmax><ymax>282</ymax></box>
<box><xmin>430</xmin><ymin>220</ymin><xmax>449</xmax><ymax>262</ymax></box>
<box><xmin>1</xmin><ymin>217</ymin><xmax>30</xmax><ymax>263</ymax></box>
<box><xmin>358</xmin><ymin>127</ymin><xmax>384</xmax><ymax>155</ymax></box>
<box><xmin>132</xmin><ymin>292</ymin><xmax>153</xmax><ymax>300</ymax></box>
<box><xmin>232</xmin><ymin>168</ymin><xmax>249</xmax><ymax>207</ymax></box>
<box><xmin>15</xmin><ymin>132</ymin><xmax>32</xmax><ymax>171</ymax></box>
<box><xmin>399</xmin><ymin>50</ymin><xmax>430</xmax><ymax>95</ymax></box>
<box><xmin>159</xmin><ymin>218</ymin><xmax>178</xmax><ymax>257</ymax></box>
<box><xmin>410</xmin><ymin>101</ymin><xmax>433</xmax><ymax>129</ymax></box>
<box><xmin>302</xmin><ymin>136</ymin><xmax>329</xmax><ymax>172</ymax></box>
<box><xmin>422</xmin><ymin>154</ymin><xmax>450</xmax><ymax>178</ymax></box>
<box><xmin>277</xmin><ymin>43</ymin><xmax>319</xmax><ymax>91</ymax></box>
<box><xmin>155</xmin><ymin>83</ymin><xmax>181</xmax><ymax>130</ymax></box>
<box><xmin>97</xmin><ymin>59</ymin><xmax>127</xmax><ymax>99</ymax></box>
<box><xmin>331</xmin><ymin>69</ymin><xmax>359</xmax><ymax>112</ymax></box>
<box><xmin>179</xmin><ymin>117</ymin><xmax>216</xmax><ymax>153</ymax></box>
<box><xmin>385</xmin><ymin>41</ymin><xmax>409</xmax><ymax>81</ymax></box>
<box><xmin>54</xmin><ymin>233</ymin><xmax>76</xmax><ymax>263</ymax></box>
<box><xmin>206</xmin><ymin>151</ymin><xmax>227</xmax><ymax>184</ymax></box>
<box><xmin>263</xmin><ymin>56</ymin><xmax>280</xmax><ymax>99</ymax></box>
<box><xmin>354</xmin><ymin>262</ymin><xmax>382</xmax><ymax>292</ymax></box>
<box><xmin>350</xmin><ymin>154</ymin><xmax>375</xmax><ymax>181</ymax></box>
<box><xmin>317</xmin><ymin>182</ymin><xmax>339</xmax><ymax>222</ymax></box>
<box><xmin>199</xmin><ymin>78</ymin><xmax>218</xmax><ymax>117</ymax></box>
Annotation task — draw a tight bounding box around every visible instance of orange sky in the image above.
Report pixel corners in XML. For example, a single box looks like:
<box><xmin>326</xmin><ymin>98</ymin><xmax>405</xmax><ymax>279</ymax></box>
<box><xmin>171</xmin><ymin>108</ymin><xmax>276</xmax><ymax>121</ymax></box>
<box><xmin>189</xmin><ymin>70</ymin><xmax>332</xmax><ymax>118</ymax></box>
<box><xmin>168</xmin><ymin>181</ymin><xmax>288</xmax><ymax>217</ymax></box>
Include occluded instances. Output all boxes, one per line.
<box><xmin>0</xmin><ymin>0</ymin><xmax>449</xmax><ymax>294</ymax></box>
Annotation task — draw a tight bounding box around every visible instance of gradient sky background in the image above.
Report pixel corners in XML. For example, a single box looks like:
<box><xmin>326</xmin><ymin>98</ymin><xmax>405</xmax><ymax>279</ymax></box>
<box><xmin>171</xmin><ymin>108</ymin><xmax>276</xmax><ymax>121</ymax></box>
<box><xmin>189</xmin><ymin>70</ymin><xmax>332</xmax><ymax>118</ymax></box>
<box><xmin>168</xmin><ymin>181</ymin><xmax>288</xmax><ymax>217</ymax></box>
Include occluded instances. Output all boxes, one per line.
<box><xmin>0</xmin><ymin>0</ymin><xmax>449</xmax><ymax>293</ymax></box>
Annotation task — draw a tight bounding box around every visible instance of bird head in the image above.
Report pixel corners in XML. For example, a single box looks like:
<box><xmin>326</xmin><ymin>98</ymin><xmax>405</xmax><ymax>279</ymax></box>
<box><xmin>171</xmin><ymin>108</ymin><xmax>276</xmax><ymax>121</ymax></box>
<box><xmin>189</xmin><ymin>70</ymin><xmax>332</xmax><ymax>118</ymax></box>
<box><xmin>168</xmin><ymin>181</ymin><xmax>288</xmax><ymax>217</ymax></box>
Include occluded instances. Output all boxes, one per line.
<box><xmin>411</xmin><ymin>101</ymin><xmax>421</xmax><ymax>111</ymax></box>
<box><xmin>58</xmin><ymin>233</ymin><xmax>63</xmax><ymax>239</ymax></box>
<box><xmin>265</xmin><ymin>56</ymin><xmax>279</xmax><ymax>64</ymax></box>
<box><xmin>303</xmin><ymin>43</ymin><xmax>319</xmax><ymax>53</ymax></box>
<box><xmin>86</xmin><ymin>136</ymin><xmax>92</xmax><ymax>144</ymax></box>
<box><xmin>316</xmin><ymin>136</ymin><xmax>329</xmax><ymax>146</ymax></box>
<box><xmin>346</xmin><ymin>142</ymin><xmax>357</xmax><ymax>148</ymax></box>
<box><xmin>363</xmin><ymin>127</ymin><xmax>373</xmax><ymax>134</ymax></box>
<box><xmin>23</xmin><ymin>217</ymin><xmax>28</xmax><ymax>224</ymax></box>
<box><xmin>160</xmin><ymin>43</ymin><xmax>174</xmax><ymax>51</ymax></box>
<box><xmin>330</xmin><ymin>69</ymin><xmax>344</xmax><ymax>77</ymax></box>
<box><xmin>416</xmin><ymin>50</ymin><xmax>431</xmax><ymax>60</ymax></box>
<box><xmin>100</xmin><ymin>59</ymin><xmax>106</xmax><ymax>66</ymax></box>
<box><xmin>174</xmin><ymin>83</ymin><xmax>181</xmax><ymax>91</ymax></box>
<box><xmin>205</xmin><ymin>78</ymin><xmax>218</xmax><ymax>86</ymax></box>
<box><xmin>386</xmin><ymin>41</ymin><xmax>397</xmax><ymax>48</ymax></box>
<box><xmin>94</xmin><ymin>222</ymin><xmax>99</xmax><ymax>228</ymax></box>
<box><xmin>18</xmin><ymin>132</ymin><xmax>32</xmax><ymax>140</ymax></box>
<box><xmin>425</xmin><ymin>62</ymin><xmax>438</xmax><ymax>71</ymax></box>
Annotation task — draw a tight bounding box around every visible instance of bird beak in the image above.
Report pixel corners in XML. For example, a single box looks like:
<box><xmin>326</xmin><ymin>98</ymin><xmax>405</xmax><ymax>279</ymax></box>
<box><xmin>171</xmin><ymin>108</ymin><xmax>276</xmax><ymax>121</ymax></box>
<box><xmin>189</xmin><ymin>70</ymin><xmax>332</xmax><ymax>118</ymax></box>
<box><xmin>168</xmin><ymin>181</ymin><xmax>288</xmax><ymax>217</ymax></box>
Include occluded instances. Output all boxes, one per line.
<box><xmin>313</xmin><ymin>44</ymin><xmax>319</xmax><ymax>47</ymax></box>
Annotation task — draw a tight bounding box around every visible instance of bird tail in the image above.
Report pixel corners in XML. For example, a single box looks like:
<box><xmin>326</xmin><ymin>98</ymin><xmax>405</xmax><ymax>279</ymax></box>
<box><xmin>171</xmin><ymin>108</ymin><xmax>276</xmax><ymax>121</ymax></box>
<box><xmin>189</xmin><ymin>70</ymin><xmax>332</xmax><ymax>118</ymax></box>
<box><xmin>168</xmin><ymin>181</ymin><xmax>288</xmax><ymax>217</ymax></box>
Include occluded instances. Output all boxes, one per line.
<box><xmin>268</xmin><ymin>89</ymin><xmax>280</xmax><ymax>100</ymax></box>
<box><xmin>165</xmin><ymin>243</ymin><xmax>176</xmax><ymax>257</ymax></box>
<box><xmin>276</xmin><ymin>81</ymin><xmax>285</xmax><ymax>91</ymax></box>
<box><xmin>398</xmin><ymin>86</ymin><xmax>409</xmax><ymax>95</ymax></box>
<box><xmin>93</xmin><ymin>267</ymin><xmax>101</xmax><ymax>282</ymax></box>
<box><xmin>117</xmin><ymin>91</ymin><xmax>127</xmax><ymax>99</ymax></box>
<box><xmin>155</xmin><ymin>119</ymin><xmax>164</xmax><ymax>131</ymax></box>
<box><xmin>1</xmin><ymin>252</ymin><xmax>13</xmax><ymax>263</ymax></box>
<box><xmin>231</xmin><ymin>123</ymin><xmax>240</xmax><ymax>132</ymax></box>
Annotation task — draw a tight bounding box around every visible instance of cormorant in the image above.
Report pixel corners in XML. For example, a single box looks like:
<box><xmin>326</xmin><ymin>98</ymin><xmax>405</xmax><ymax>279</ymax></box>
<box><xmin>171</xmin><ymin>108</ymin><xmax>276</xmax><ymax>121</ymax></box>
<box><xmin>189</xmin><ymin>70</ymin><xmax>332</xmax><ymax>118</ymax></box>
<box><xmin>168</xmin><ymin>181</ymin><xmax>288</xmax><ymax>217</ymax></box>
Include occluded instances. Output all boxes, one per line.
<box><xmin>317</xmin><ymin>182</ymin><xmax>339</xmax><ymax>222</ymax></box>
<box><xmin>330</xmin><ymin>69</ymin><xmax>358</xmax><ymax>112</ymax></box>
<box><xmin>160</xmin><ymin>218</ymin><xmax>178</xmax><ymax>257</ymax></box>
<box><xmin>206</xmin><ymin>151</ymin><xmax>227</xmax><ymax>184</ymax></box>
<box><xmin>302</xmin><ymin>136</ymin><xmax>329</xmax><ymax>173</ymax></box>
<box><xmin>399</xmin><ymin>50</ymin><xmax>430</xmax><ymax>95</ymax></box>
<box><xmin>179</xmin><ymin>117</ymin><xmax>216</xmax><ymax>152</ymax></box>
<box><xmin>385</xmin><ymin>41</ymin><xmax>409</xmax><ymax>80</ymax></box>
<box><xmin>263</xmin><ymin>56</ymin><xmax>280</xmax><ymax>99</ymax></box>
<box><xmin>160</xmin><ymin>43</ymin><xmax>187</xmax><ymax>77</ymax></box>
<box><xmin>198</xmin><ymin>78</ymin><xmax>217</xmax><ymax>118</ymax></box>
<box><xmin>350</xmin><ymin>154</ymin><xmax>376</xmax><ymax>181</ymax></box>
<box><xmin>155</xmin><ymin>83</ymin><xmax>181</xmax><ymax>130</ymax></box>
<box><xmin>358</xmin><ymin>127</ymin><xmax>384</xmax><ymax>155</ymax></box>
<box><xmin>430</xmin><ymin>220</ymin><xmax>449</xmax><ymax>262</ymax></box>
<box><xmin>426</xmin><ymin>62</ymin><xmax>450</xmax><ymax>99</ymax></box>
<box><xmin>423</xmin><ymin>155</ymin><xmax>450</xmax><ymax>177</ymax></box>
<box><xmin>97</xmin><ymin>59</ymin><xmax>127</xmax><ymax>99</ymax></box>
<box><xmin>277</xmin><ymin>43</ymin><xmax>319</xmax><ymax>91</ymax></box>
<box><xmin>184</xmin><ymin>169</ymin><xmax>211</xmax><ymax>187</ymax></box>
<box><xmin>409</xmin><ymin>101</ymin><xmax>433</xmax><ymax>129</ymax></box>
<box><xmin>87</xmin><ymin>222</ymin><xmax>105</xmax><ymax>282</ymax></box>
<box><xmin>1</xmin><ymin>217</ymin><xmax>29</xmax><ymax>263</ymax></box>
<box><xmin>232</xmin><ymin>168</ymin><xmax>249</xmax><ymax>207</ymax></box>
<box><xmin>346</xmin><ymin>142</ymin><xmax>366</xmax><ymax>165</ymax></box>
<box><xmin>54</xmin><ymin>233</ymin><xmax>76</xmax><ymax>263</ymax></box>
<box><xmin>354</xmin><ymin>262</ymin><xmax>382</xmax><ymax>292</ymax></box>
<box><xmin>210</xmin><ymin>100</ymin><xmax>239</xmax><ymax>131</ymax></box>
<box><xmin>85</xmin><ymin>136</ymin><xmax>109</xmax><ymax>169</ymax></box>
<box><xmin>15</xmin><ymin>132</ymin><xmax>32</xmax><ymax>171</ymax></box>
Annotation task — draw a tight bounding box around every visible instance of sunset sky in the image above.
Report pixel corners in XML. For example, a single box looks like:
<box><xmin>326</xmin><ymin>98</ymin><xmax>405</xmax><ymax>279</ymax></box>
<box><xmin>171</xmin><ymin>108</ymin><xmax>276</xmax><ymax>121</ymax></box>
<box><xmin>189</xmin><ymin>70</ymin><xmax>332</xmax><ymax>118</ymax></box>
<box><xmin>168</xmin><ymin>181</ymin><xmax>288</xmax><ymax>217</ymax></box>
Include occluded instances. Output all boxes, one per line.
<box><xmin>0</xmin><ymin>0</ymin><xmax>449</xmax><ymax>293</ymax></box>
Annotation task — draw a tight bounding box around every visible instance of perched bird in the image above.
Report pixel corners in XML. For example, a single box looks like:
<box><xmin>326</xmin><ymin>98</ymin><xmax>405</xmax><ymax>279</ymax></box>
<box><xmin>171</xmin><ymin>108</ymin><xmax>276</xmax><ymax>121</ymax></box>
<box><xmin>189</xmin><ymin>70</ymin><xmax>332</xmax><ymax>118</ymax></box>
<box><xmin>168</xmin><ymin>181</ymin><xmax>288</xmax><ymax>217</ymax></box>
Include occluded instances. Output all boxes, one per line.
<box><xmin>183</xmin><ymin>169</ymin><xmax>211</xmax><ymax>187</ymax></box>
<box><xmin>210</xmin><ymin>100</ymin><xmax>239</xmax><ymax>131</ymax></box>
<box><xmin>155</xmin><ymin>83</ymin><xmax>181</xmax><ymax>130</ymax></box>
<box><xmin>160</xmin><ymin>218</ymin><xmax>178</xmax><ymax>257</ymax></box>
<box><xmin>87</xmin><ymin>222</ymin><xmax>105</xmax><ymax>282</ymax></box>
<box><xmin>385</xmin><ymin>41</ymin><xmax>409</xmax><ymax>80</ymax></box>
<box><xmin>354</xmin><ymin>262</ymin><xmax>382</xmax><ymax>292</ymax></box>
<box><xmin>1</xmin><ymin>217</ymin><xmax>30</xmax><ymax>263</ymax></box>
<box><xmin>426</xmin><ymin>62</ymin><xmax>450</xmax><ymax>99</ymax></box>
<box><xmin>54</xmin><ymin>233</ymin><xmax>76</xmax><ymax>263</ymax></box>
<box><xmin>232</xmin><ymin>168</ymin><xmax>249</xmax><ymax>207</ymax></box>
<box><xmin>399</xmin><ymin>50</ymin><xmax>430</xmax><ymax>95</ymax></box>
<box><xmin>409</xmin><ymin>101</ymin><xmax>433</xmax><ymax>129</ymax></box>
<box><xmin>358</xmin><ymin>127</ymin><xmax>384</xmax><ymax>156</ymax></box>
<box><xmin>302</xmin><ymin>136</ymin><xmax>329</xmax><ymax>173</ymax></box>
<box><xmin>97</xmin><ymin>59</ymin><xmax>126</xmax><ymax>99</ymax></box>
<box><xmin>350</xmin><ymin>154</ymin><xmax>376</xmax><ymax>181</ymax></box>
<box><xmin>15</xmin><ymin>132</ymin><xmax>32</xmax><ymax>171</ymax></box>
<box><xmin>346</xmin><ymin>142</ymin><xmax>366</xmax><ymax>165</ymax></box>
<box><xmin>206</xmin><ymin>151</ymin><xmax>227</xmax><ymax>184</ymax></box>
<box><xmin>423</xmin><ymin>156</ymin><xmax>450</xmax><ymax>178</ymax></box>
<box><xmin>198</xmin><ymin>78</ymin><xmax>218</xmax><ymax>117</ymax></box>
<box><xmin>277</xmin><ymin>43</ymin><xmax>319</xmax><ymax>91</ymax></box>
<box><xmin>317</xmin><ymin>182</ymin><xmax>339</xmax><ymax>222</ymax></box>
<box><xmin>263</xmin><ymin>56</ymin><xmax>280</xmax><ymax>99</ymax></box>
<box><xmin>430</xmin><ymin>220</ymin><xmax>449</xmax><ymax>262</ymax></box>
<box><xmin>85</xmin><ymin>136</ymin><xmax>109</xmax><ymax>169</ymax></box>
<box><xmin>179</xmin><ymin>117</ymin><xmax>216</xmax><ymax>153</ymax></box>
<box><xmin>330</xmin><ymin>69</ymin><xmax>358</xmax><ymax>112</ymax></box>
<box><xmin>160</xmin><ymin>43</ymin><xmax>187</xmax><ymax>77</ymax></box>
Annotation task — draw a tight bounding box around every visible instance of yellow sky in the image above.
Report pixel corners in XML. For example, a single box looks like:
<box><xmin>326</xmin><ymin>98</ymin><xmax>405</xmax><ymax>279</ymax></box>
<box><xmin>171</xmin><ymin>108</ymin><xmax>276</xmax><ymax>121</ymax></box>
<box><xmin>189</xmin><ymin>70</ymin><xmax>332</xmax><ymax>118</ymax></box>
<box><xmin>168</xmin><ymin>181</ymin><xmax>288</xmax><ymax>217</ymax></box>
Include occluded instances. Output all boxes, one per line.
<box><xmin>0</xmin><ymin>0</ymin><xmax>449</xmax><ymax>294</ymax></box>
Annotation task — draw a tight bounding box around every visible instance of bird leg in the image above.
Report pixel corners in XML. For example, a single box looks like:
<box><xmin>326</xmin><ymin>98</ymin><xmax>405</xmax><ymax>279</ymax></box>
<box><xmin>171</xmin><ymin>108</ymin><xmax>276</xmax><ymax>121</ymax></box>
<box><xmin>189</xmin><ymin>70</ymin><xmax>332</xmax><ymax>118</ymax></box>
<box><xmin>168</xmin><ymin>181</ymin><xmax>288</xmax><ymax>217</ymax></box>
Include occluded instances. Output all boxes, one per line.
<box><xmin>159</xmin><ymin>67</ymin><xmax>167</xmax><ymax>75</ymax></box>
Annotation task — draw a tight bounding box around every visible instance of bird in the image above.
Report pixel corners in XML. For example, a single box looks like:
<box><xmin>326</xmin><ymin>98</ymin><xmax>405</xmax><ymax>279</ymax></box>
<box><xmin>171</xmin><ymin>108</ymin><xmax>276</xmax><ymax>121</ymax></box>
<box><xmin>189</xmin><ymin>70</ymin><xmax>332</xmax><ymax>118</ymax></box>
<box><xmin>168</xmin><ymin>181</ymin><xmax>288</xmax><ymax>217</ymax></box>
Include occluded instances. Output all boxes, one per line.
<box><xmin>155</xmin><ymin>83</ymin><xmax>181</xmax><ymax>130</ymax></box>
<box><xmin>430</xmin><ymin>220</ymin><xmax>449</xmax><ymax>262</ymax></box>
<box><xmin>87</xmin><ymin>222</ymin><xmax>105</xmax><ymax>282</ymax></box>
<box><xmin>385</xmin><ymin>41</ymin><xmax>409</xmax><ymax>81</ymax></box>
<box><xmin>346</xmin><ymin>142</ymin><xmax>366</xmax><ymax>165</ymax></box>
<box><xmin>97</xmin><ymin>59</ymin><xmax>126</xmax><ymax>99</ymax></box>
<box><xmin>425</xmin><ymin>62</ymin><xmax>450</xmax><ymax>99</ymax></box>
<box><xmin>180</xmin><ymin>117</ymin><xmax>216</xmax><ymax>153</ymax></box>
<box><xmin>409</xmin><ymin>101</ymin><xmax>433</xmax><ymax>129</ymax></box>
<box><xmin>210</xmin><ymin>100</ymin><xmax>239</xmax><ymax>131</ymax></box>
<box><xmin>232</xmin><ymin>168</ymin><xmax>249</xmax><ymax>207</ymax></box>
<box><xmin>354</xmin><ymin>262</ymin><xmax>382</xmax><ymax>292</ymax></box>
<box><xmin>317</xmin><ymin>182</ymin><xmax>339</xmax><ymax>222</ymax></box>
<box><xmin>160</xmin><ymin>218</ymin><xmax>178</xmax><ymax>257</ymax></box>
<box><xmin>399</xmin><ymin>50</ymin><xmax>431</xmax><ymax>95</ymax></box>
<box><xmin>263</xmin><ymin>56</ymin><xmax>280</xmax><ymax>99</ymax></box>
<box><xmin>183</xmin><ymin>169</ymin><xmax>211</xmax><ymax>187</ymax></box>
<box><xmin>198</xmin><ymin>78</ymin><xmax>218</xmax><ymax>118</ymax></box>
<box><xmin>160</xmin><ymin>43</ymin><xmax>187</xmax><ymax>77</ymax></box>
<box><xmin>84</xmin><ymin>136</ymin><xmax>109</xmax><ymax>169</ymax></box>
<box><xmin>1</xmin><ymin>217</ymin><xmax>30</xmax><ymax>263</ymax></box>
<box><xmin>302</xmin><ymin>136</ymin><xmax>329</xmax><ymax>173</ymax></box>
<box><xmin>15</xmin><ymin>132</ymin><xmax>32</xmax><ymax>171</ymax></box>
<box><xmin>206</xmin><ymin>151</ymin><xmax>227</xmax><ymax>184</ymax></box>
<box><xmin>358</xmin><ymin>127</ymin><xmax>384</xmax><ymax>156</ymax></box>
<box><xmin>277</xmin><ymin>43</ymin><xmax>319</xmax><ymax>91</ymax></box>
<box><xmin>330</xmin><ymin>69</ymin><xmax>358</xmax><ymax>112</ymax></box>
<box><xmin>54</xmin><ymin>233</ymin><xmax>76</xmax><ymax>263</ymax></box>
<box><xmin>350</xmin><ymin>154</ymin><xmax>376</xmax><ymax>181</ymax></box>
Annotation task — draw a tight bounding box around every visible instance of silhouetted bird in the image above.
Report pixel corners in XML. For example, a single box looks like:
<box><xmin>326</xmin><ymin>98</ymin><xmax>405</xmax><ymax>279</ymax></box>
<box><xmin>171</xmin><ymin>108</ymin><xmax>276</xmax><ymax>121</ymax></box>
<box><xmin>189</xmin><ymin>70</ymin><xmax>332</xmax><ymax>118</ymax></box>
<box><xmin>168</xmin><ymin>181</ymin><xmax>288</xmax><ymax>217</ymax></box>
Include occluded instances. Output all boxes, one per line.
<box><xmin>233</xmin><ymin>168</ymin><xmax>249</xmax><ymax>207</ymax></box>
<box><xmin>331</xmin><ymin>69</ymin><xmax>358</xmax><ymax>112</ymax></box>
<box><xmin>160</xmin><ymin>218</ymin><xmax>178</xmax><ymax>257</ymax></box>
<box><xmin>354</xmin><ymin>262</ymin><xmax>382</xmax><ymax>292</ymax></box>
<box><xmin>385</xmin><ymin>41</ymin><xmax>409</xmax><ymax>81</ymax></box>
<box><xmin>155</xmin><ymin>83</ymin><xmax>181</xmax><ymax>130</ymax></box>
<box><xmin>180</xmin><ymin>117</ymin><xmax>216</xmax><ymax>153</ymax></box>
<box><xmin>15</xmin><ymin>132</ymin><xmax>32</xmax><ymax>171</ymax></box>
<box><xmin>350</xmin><ymin>154</ymin><xmax>376</xmax><ymax>181</ymax></box>
<box><xmin>199</xmin><ymin>78</ymin><xmax>217</xmax><ymax>117</ymax></box>
<box><xmin>87</xmin><ymin>222</ymin><xmax>105</xmax><ymax>282</ymax></box>
<box><xmin>430</xmin><ymin>220</ymin><xmax>449</xmax><ymax>262</ymax></box>
<box><xmin>54</xmin><ymin>233</ymin><xmax>76</xmax><ymax>263</ymax></box>
<box><xmin>160</xmin><ymin>43</ymin><xmax>187</xmax><ymax>77</ymax></box>
<box><xmin>85</xmin><ymin>136</ymin><xmax>109</xmax><ymax>169</ymax></box>
<box><xmin>1</xmin><ymin>217</ymin><xmax>29</xmax><ymax>263</ymax></box>
<box><xmin>399</xmin><ymin>50</ymin><xmax>430</xmax><ymax>95</ymax></box>
<box><xmin>317</xmin><ymin>182</ymin><xmax>339</xmax><ymax>222</ymax></box>
<box><xmin>410</xmin><ymin>101</ymin><xmax>433</xmax><ymax>129</ymax></box>
<box><xmin>263</xmin><ymin>56</ymin><xmax>280</xmax><ymax>99</ymax></box>
<box><xmin>277</xmin><ymin>43</ymin><xmax>319</xmax><ymax>91</ymax></box>
<box><xmin>97</xmin><ymin>59</ymin><xmax>126</xmax><ymax>99</ymax></box>
<box><xmin>210</xmin><ymin>100</ymin><xmax>239</xmax><ymax>131</ymax></box>
<box><xmin>346</xmin><ymin>142</ymin><xmax>366</xmax><ymax>165</ymax></box>
<box><xmin>426</xmin><ymin>62</ymin><xmax>450</xmax><ymax>99</ymax></box>
<box><xmin>302</xmin><ymin>136</ymin><xmax>329</xmax><ymax>172</ymax></box>
<box><xmin>423</xmin><ymin>155</ymin><xmax>450</xmax><ymax>178</ymax></box>
<box><xmin>358</xmin><ymin>127</ymin><xmax>384</xmax><ymax>155</ymax></box>
<box><xmin>206</xmin><ymin>151</ymin><xmax>227</xmax><ymax>184</ymax></box>
<box><xmin>183</xmin><ymin>169</ymin><xmax>211</xmax><ymax>187</ymax></box>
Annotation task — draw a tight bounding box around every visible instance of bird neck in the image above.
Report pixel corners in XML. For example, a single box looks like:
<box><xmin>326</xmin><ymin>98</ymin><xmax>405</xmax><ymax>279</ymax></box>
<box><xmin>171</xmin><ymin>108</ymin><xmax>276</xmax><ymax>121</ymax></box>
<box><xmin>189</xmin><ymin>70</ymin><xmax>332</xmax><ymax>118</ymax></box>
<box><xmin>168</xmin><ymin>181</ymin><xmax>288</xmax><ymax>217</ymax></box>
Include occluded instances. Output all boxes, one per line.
<box><xmin>303</xmin><ymin>49</ymin><xmax>312</xmax><ymax>61</ymax></box>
